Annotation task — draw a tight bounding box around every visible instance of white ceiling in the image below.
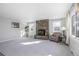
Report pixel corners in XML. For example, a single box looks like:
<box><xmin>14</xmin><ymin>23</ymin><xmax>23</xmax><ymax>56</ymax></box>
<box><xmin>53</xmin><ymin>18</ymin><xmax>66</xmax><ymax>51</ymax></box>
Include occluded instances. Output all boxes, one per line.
<box><xmin>0</xmin><ymin>3</ymin><xmax>72</xmax><ymax>23</ymax></box>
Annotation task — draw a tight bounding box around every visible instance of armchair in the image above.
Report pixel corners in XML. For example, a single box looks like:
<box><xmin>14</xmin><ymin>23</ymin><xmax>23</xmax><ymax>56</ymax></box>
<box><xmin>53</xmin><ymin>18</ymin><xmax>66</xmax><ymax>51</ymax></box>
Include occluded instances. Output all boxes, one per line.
<box><xmin>49</xmin><ymin>32</ymin><xmax>62</xmax><ymax>42</ymax></box>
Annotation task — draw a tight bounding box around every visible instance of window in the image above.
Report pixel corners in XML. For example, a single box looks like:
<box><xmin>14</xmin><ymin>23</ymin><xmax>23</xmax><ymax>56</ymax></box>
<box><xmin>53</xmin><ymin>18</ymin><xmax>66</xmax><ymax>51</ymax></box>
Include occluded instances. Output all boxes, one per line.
<box><xmin>72</xmin><ymin>14</ymin><xmax>76</xmax><ymax>36</ymax></box>
<box><xmin>72</xmin><ymin>12</ymin><xmax>79</xmax><ymax>38</ymax></box>
<box><xmin>76</xmin><ymin>12</ymin><xmax>79</xmax><ymax>37</ymax></box>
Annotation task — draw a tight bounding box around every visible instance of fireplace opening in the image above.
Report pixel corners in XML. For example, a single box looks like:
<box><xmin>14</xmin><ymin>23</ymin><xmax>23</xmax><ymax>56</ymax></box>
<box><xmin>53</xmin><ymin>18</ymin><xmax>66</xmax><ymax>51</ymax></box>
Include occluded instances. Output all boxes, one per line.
<box><xmin>38</xmin><ymin>29</ymin><xmax>45</xmax><ymax>36</ymax></box>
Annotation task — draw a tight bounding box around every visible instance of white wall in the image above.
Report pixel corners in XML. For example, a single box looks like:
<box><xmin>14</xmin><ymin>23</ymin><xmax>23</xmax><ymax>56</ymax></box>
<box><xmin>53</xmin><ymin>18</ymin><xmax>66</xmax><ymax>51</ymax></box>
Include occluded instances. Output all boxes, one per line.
<box><xmin>28</xmin><ymin>22</ymin><xmax>36</xmax><ymax>38</ymax></box>
<box><xmin>49</xmin><ymin>20</ymin><xmax>53</xmax><ymax>35</ymax></box>
<box><xmin>67</xmin><ymin>4</ymin><xmax>79</xmax><ymax>56</ymax></box>
<box><xmin>49</xmin><ymin>19</ymin><xmax>62</xmax><ymax>35</ymax></box>
<box><xmin>65</xmin><ymin>15</ymin><xmax>71</xmax><ymax>44</ymax></box>
<box><xmin>0</xmin><ymin>17</ymin><xmax>21</xmax><ymax>42</ymax></box>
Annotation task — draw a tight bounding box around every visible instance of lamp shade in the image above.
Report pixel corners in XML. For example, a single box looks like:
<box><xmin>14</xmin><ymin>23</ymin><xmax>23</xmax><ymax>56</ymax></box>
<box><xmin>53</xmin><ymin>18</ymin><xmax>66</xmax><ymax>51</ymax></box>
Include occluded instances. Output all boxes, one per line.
<box><xmin>61</xmin><ymin>27</ymin><xmax>66</xmax><ymax>30</ymax></box>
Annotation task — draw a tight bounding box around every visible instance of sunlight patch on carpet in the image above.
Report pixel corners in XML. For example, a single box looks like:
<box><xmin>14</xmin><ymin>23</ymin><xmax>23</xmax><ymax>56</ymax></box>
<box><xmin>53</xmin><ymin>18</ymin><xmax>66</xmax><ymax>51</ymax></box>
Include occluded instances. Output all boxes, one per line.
<box><xmin>20</xmin><ymin>41</ymin><xmax>42</xmax><ymax>45</ymax></box>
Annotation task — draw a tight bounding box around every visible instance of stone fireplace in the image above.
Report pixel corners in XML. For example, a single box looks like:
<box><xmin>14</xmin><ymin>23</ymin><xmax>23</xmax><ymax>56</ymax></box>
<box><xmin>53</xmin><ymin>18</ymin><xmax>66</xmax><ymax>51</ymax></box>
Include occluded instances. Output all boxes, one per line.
<box><xmin>35</xmin><ymin>19</ymin><xmax>49</xmax><ymax>39</ymax></box>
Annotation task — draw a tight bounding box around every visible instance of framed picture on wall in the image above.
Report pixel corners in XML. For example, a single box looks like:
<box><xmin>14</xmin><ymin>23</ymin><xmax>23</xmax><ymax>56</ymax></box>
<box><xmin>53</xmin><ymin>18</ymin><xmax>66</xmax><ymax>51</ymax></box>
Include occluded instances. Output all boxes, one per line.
<box><xmin>11</xmin><ymin>22</ymin><xmax>20</xmax><ymax>28</ymax></box>
<box><xmin>54</xmin><ymin>27</ymin><xmax>60</xmax><ymax>32</ymax></box>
